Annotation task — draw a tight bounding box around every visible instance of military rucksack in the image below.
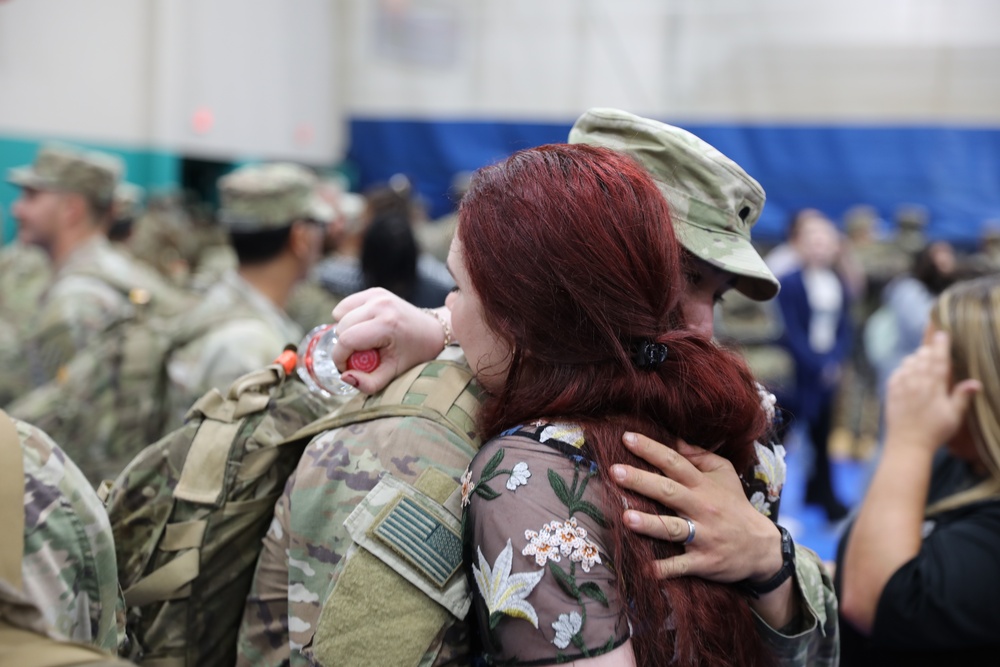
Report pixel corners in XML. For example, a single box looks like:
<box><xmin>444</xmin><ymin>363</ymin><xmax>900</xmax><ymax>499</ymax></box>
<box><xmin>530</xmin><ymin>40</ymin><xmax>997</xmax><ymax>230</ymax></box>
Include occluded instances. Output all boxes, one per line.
<box><xmin>0</xmin><ymin>410</ymin><xmax>135</xmax><ymax>667</ymax></box>
<box><xmin>7</xmin><ymin>298</ymin><xmax>252</xmax><ymax>487</ymax></box>
<box><xmin>105</xmin><ymin>354</ymin><xmax>482</xmax><ymax>667</ymax></box>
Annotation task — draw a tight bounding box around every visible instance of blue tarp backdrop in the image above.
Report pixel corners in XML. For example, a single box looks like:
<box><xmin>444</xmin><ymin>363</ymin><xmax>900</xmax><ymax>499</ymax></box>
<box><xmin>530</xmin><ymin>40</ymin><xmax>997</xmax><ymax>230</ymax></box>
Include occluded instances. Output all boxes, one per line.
<box><xmin>347</xmin><ymin>118</ymin><xmax>1000</xmax><ymax>246</ymax></box>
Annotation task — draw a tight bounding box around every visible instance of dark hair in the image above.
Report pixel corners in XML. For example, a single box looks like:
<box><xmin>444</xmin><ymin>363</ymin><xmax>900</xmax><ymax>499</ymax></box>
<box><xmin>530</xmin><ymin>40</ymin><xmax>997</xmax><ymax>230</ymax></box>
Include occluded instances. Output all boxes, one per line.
<box><xmin>229</xmin><ymin>224</ymin><xmax>293</xmax><ymax>265</ymax></box>
<box><xmin>912</xmin><ymin>241</ymin><xmax>956</xmax><ymax>295</ymax></box>
<box><xmin>361</xmin><ymin>212</ymin><xmax>418</xmax><ymax>300</ymax></box>
<box><xmin>459</xmin><ymin>144</ymin><xmax>772</xmax><ymax>666</ymax></box>
<box><xmin>107</xmin><ymin>217</ymin><xmax>134</xmax><ymax>242</ymax></box>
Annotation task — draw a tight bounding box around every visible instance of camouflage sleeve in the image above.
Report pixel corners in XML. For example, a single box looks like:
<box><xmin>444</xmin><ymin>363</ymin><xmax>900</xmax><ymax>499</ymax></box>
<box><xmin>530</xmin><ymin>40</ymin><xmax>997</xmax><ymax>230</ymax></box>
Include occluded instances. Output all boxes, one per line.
<box><xmin>753</xmin><ymin>545</ymin><xmax>840</xmax><ymax>667</ymax></box>
<box><xmin>18</xmin><ymin>418</ymin><xmax>123</xmax><ymax>651</ymax></box>
<box><xmin>236</xmin><ymin>477</ymin><xmax>294</xmax><ymax>667</ymax></box>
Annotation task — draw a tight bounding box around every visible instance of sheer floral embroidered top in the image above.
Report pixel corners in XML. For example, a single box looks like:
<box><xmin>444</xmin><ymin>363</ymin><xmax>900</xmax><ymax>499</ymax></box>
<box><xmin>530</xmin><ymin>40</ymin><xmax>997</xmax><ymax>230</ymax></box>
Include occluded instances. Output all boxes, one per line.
<box><xmin>462</xmin><ymin>418</ymin><xmax>788</xmax><ymax>665</ymax></box>
<box><xmin>463</xmin><ymin>422</ymin><xmax>627</xmax><ymax>664</ymax></box>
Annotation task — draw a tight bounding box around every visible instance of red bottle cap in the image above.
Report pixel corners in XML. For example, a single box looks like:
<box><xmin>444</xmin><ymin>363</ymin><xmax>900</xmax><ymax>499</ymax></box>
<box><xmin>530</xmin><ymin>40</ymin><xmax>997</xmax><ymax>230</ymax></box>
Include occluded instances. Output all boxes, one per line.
<box><xmin>346</xmin><ymin>349</ymin><xmax>380</xmax><ymax>373</ymax></box>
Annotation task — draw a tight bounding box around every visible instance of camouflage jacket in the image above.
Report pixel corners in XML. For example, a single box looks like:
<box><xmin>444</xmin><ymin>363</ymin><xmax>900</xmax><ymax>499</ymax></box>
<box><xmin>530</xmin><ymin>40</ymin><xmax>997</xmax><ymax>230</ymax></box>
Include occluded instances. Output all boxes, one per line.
<box><xmin>2</xmin><ymin>417</ymin><xmax>123</xmax><ymax>651</ymax></box>
<box><xmin>167</xmin><ymin>270</ymin><xmax>304</xmax><ymax>416</ymax></box>
<box><xmin>237</xmin><ymin>414</ymin><xmax>478</xmax><ymax>667</ymax></box>
<box><xmin>23</xmin><ymin>235</ymin><xmax>191</xmax><ymax>387</ymax></box>
<box><xmin>0</xmin><ymin>243</ymin><xmax>51</xmax><ymax>404</ymax></box>
<box><xmin>235</xmin><ymin>362</ymin><xmax>837</xmax><ymax>667</ymax></box>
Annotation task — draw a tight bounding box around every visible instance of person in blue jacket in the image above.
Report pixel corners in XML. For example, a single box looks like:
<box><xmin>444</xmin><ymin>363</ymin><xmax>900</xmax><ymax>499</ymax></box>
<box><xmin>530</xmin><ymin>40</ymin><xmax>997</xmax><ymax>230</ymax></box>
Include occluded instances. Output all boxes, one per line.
<box><xmin>777</xmin><ymin>212</ymin><xmax>853</xmax><ymax>521</ymax></box>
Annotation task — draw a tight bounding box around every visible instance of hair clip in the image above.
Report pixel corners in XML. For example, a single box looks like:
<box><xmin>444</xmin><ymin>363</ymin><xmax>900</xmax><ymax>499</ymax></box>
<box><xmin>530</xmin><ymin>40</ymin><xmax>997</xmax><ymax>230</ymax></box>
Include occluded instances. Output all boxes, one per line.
<box><xmin>632</xmin><ymin>340</ymin><xmax>668</xmax><ymax>370</ymax></box>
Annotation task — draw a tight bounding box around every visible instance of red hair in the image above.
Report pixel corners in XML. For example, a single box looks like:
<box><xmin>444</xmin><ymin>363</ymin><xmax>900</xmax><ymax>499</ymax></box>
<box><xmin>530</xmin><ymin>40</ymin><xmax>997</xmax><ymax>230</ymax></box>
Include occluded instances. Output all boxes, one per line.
<box><xmin>458</xmin><ymin>144</ymin><xmax>772</xmax><ymax>667</ymax></box>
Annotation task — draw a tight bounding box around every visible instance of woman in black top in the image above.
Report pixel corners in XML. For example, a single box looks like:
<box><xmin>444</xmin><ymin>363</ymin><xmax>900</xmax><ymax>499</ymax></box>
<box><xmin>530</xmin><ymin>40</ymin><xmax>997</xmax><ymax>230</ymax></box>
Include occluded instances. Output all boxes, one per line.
<box><xmin>836</xmin><ymin>275</ymin><xmax>1000</xmax><ymax>665</ymax></box>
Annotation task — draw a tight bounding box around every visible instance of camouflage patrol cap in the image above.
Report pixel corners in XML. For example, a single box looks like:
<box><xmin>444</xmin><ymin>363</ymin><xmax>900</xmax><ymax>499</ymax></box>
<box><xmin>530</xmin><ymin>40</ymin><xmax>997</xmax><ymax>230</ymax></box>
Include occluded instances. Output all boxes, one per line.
<box><xmin>113</xmin><ymin>182</ymin><xmax>145</xmax><ymax>220</ymax></box>
<box><xmin>218</xmin><ymin>162</ymin><xmax>334</xmax><ymax>232</ymax></box>
<box><xmin>7</xmin><ymin>144</ymin><xmax>123</xmax><ymax>205</ymax></box>
<box><xmin>569</xmin><ymin>108</ymin><xmax>779</xmax><ymax>301</ymax></box>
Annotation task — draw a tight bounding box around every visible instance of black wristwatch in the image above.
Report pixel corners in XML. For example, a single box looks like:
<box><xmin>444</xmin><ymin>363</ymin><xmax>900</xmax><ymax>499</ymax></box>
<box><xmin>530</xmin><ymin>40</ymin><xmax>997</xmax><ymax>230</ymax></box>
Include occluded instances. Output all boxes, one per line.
<box><xmin>739</xmin><ymin>524</ymin><xmax>795</xmax><ymax>599</ymax></box>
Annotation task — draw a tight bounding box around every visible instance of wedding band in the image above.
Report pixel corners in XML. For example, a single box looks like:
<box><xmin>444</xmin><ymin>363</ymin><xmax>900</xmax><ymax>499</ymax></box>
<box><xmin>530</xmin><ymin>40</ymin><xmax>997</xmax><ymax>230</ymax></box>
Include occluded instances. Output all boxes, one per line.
<box><xmin>683</xmin><ymin>518</ymin><xmax>696</xmax><ymax>545</ymax></box>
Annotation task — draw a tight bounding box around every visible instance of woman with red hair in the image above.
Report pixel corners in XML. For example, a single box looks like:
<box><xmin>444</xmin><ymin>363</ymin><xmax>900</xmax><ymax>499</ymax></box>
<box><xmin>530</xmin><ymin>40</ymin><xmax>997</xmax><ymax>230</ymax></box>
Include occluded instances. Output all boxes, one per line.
<box><xmin>452</xmin><ymin>143</ymin><xmax>775</xmax><ymax>666</ymax></box>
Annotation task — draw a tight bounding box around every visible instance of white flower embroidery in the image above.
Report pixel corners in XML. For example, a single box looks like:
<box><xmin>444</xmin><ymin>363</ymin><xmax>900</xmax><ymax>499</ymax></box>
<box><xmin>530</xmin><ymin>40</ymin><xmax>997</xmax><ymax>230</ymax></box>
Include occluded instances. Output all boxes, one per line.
<box><xmin>570</xmin><ymin>541</ymin><xmax>602</xmax><ymax>572</ymax></box>
<box><xmin>523</xmin><ymin>522</ymin><xmax>562</xmax><ymax>567</ymax></box>
<box><xmin>460</xmin><ymin>468</ymin><xmax>474</xmax><ymax>507</ymax></box>
<box><xmin>506</xmin><ymin>461</ymin><xmax>531</xmax><ymax>491</ymax></box>
<box><xmin>553</xmin><ymin>518</ymin><xmax>586</xmax><ymax>556</ymax></box>
<box><xmin>473</xmin><ymin>539</ymin><xmax>544</xmax><ymax>628</ymax></box>
<box><xmin>539</xmin><ymin>422</ymin><xmax>586</xmax><ymax>449</ymax></box>
<box><xmin>756</xmin><ymin>383</ymin><xmax>777</xmax><ymax>424</ymax></box>
<box><xmin>753</xmin><ymin>441</ymin><xmax>787</xmax><ymax>502</ymax></box>
<box><xmin>749</xmin><ymin>490</ymin><xmax>772</xmax><ymax>518</ymax></box>
<box><xmin>524</xmin><ymin>518</ymin><xmax>603</xmax><ymax>572</ymax></box>
<box><xmin>552</xmin><ymin>611</ymin><xmax>583</xmax><ymax>649</ymax></box>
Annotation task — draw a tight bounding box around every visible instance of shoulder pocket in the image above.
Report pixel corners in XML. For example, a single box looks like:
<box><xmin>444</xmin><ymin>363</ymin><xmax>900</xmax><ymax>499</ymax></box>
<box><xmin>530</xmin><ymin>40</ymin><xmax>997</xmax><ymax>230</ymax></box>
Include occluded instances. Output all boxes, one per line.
<box><xmin>344</xmin><ymin>473</ymin><xmax>469</xmax><ymax>618</ymax></box>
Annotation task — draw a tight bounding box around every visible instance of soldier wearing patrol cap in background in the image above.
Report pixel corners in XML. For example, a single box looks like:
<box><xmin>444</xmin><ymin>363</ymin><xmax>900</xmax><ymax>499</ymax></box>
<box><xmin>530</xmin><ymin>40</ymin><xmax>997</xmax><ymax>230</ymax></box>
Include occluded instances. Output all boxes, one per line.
<box><xmin>0</xmin><ymin>410</ymin><xmax>133</xmax><ymax>665</ymax></box>
<box><xmin>7</xmin><ymin>144</ymin><xmax>192</xmax><ymax>389</ymax></box>
<box><xmin>107</xmin><ymin>182</ymin><xmax>144</xmax><ymax>244</ymax></box>
<box><xmin>166</xmin><ymin>162</ymin><xmax>332</xmax><ymax>417</ymax></box>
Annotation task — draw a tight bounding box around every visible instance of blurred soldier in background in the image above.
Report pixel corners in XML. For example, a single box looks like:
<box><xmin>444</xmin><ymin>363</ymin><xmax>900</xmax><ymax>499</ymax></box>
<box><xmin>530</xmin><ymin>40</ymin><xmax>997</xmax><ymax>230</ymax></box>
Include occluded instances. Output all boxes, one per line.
<box><xmin>166</xmin><ymin>162</ymin><xmax>332</xmax><ymax>414</ymax></box>
<box><xmin>7</xmin><ymin>144</ymin><xmax>191</xmax><ymax>388</ymax></box>
<box><xmin>126</xmin><ymin>191</ymin><xmax>205</xmax><ymax>287</ymax></box>
<box><xmin>285</xmin><ymin>177</ymin><xmax>362</xmax><ymax>331</ymax></box>
<box><xmin>893</xmin><ymin>203</ymin><xmax>929</xmax><ymax>257</ymax></box>
<box><xmin>107</xmin><ymin>182</ymin><xmax>143</xmax><ymax>245</ymax></box>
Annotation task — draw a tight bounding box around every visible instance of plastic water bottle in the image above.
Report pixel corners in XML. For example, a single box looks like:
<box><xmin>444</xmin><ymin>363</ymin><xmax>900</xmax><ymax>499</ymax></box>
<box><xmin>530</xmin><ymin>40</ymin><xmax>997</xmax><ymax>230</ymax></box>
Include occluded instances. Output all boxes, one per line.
<box><xmin>296</xmin><ymin>324</ymin><xmax>380</xmax><ymax>397</ymax></box>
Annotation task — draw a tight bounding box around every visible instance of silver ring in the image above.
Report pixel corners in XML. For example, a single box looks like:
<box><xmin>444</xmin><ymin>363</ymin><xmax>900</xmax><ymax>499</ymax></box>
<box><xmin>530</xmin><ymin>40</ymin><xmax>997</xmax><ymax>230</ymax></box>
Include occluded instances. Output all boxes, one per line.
<box><xmin>683</xmin><ymin>517</ymin><xmax>696</xmax><ymax>545</ymax></box>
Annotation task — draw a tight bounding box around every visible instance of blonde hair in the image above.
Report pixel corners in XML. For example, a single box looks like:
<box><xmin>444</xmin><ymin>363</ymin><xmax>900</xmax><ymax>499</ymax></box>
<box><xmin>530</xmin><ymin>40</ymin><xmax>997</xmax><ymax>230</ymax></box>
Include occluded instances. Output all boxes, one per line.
<box><xmin>927</xmin><ymin>275</ymin><xmax>1000</xmax><ymax>513</ymax></box>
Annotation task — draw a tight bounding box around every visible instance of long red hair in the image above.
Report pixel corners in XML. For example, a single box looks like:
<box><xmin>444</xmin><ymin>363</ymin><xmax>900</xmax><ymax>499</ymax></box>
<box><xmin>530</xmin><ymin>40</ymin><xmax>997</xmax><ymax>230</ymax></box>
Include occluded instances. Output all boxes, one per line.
<box><xmin>458</xmin><ymin>143</ymin><xmax>772</xmax><ymax>666</ymax></box>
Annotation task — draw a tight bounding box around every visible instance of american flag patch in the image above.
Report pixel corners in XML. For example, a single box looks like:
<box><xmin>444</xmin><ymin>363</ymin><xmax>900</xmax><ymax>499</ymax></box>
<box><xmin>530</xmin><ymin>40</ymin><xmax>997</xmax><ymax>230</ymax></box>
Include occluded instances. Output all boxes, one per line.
<box><xmin>372</xmin><ymin>496</ymin><xmax>463</xmax><ymax>589</ymax></box>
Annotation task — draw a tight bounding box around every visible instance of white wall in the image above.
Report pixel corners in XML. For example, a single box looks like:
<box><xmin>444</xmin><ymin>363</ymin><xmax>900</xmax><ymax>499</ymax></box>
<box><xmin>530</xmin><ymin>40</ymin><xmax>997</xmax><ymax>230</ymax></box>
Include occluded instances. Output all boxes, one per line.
<box><xmin>0</xmin><ymin>0</ymin><xmax>997</xmax><ymax>163</ymax></box>
<box><xmin>0</xmin><ymin>0</ymin><xmax>154</xmax><ymax>143</ymax></box>
<box><xmin>345</xmin><ymin>0</ymin><xmax>1000</xmax><ymax>124</ymax></box>
<box><xmin>0</xmin><ymin>0</ymin><xmax>342</xmax><ymax>163</ymax></box>
<box><xmin>150</xmin><ymin>0</ymin><xmax>340</xmax><ymax>163</ymax></box>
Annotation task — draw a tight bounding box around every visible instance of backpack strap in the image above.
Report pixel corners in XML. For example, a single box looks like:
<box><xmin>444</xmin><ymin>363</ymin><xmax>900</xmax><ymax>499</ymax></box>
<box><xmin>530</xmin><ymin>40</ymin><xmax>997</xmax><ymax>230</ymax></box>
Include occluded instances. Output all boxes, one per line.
<box><xmin>282</xmin><ymin>360</ymin><xmax>482</xmax><ymax>449</ymax></box>
<box><xmin>0</xmin><ymin>410</ymin><xmax>24</xmax><ymax>591</ymax></box>
<box><xmin>120</xmin><ymin>365</ymin><xmax>291</xmax><ymax>610</ymax></box>
<box><xmin>173</xmin><ymin>365</ymin><xmax>287</xmax><ymax>506</ymax></box>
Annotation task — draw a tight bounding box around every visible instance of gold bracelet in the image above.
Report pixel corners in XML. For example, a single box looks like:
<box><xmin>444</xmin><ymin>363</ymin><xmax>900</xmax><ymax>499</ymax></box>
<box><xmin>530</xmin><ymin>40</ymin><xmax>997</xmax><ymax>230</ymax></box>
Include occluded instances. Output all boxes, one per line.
<box><xmin>422</xmin><ymin>308</ymin><xmax>454</xmax><ymax>348</ymax></box>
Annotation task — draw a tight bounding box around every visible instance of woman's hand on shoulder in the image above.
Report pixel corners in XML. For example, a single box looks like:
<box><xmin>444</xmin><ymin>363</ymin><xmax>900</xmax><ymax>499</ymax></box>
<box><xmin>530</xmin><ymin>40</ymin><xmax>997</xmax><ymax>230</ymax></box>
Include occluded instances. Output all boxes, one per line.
<box><xmin>331</xmin><ymin>288</ymin><xmax>449</xmax><ymax>394</ymax></box>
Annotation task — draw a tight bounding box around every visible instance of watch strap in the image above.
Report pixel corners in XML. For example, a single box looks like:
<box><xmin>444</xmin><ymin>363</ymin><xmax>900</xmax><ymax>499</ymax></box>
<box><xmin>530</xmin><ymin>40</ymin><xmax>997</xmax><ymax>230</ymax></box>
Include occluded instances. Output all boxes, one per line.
<box><xmin>739</xmin><ymin>524</ymin><xmax>795</xmax><ymax>599</ymax></box>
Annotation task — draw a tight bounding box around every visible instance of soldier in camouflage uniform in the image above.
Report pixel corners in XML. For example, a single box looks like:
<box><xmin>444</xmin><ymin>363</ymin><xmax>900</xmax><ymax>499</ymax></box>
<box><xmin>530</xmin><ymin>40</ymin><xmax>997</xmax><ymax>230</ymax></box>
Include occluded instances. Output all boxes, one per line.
<box><xmin>0</xmin><ymin>412</ymin><xmax>122</xmax><ymax>654</ymax></box>
<box><xmin>167</xmin><ymin>163</ymin><xmax>332</xmax><ymax>416</ymax></box>
<box><xmin>7</xmin><ymin>144</ymin><xmax>192</xmax><ymax>388</ymax></box>
<box><xmin>320</xmin><ymin>109</ymin><xmax>839</xmax><ymax>665</ymax></box>
<box><xmin>239</xmin><ymin>110</ymin><xmax>838</xmax><ymax>666</ymax></box>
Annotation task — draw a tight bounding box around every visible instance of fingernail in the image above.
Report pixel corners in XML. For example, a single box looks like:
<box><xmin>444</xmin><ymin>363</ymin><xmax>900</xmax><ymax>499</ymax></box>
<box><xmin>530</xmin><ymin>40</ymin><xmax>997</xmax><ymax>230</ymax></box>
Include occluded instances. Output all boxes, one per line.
<box><xmin>342</xmin><ymin>374</ymin><xmax>359</xmax><ymax>388</ymax></box>
<box><xmin>624</xmin><ymin>510</ymin><xmax>640</xmax><ymax>526</ymax></box>
<box><xmin>623</xmin><ymin>432</ymin><xmax>637</xmax><ymax>447</ymax></box>
<box><xmin>611</xmin><ymin>465</ymin><xmax>626</xmax><ymax>482</ymax></box>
